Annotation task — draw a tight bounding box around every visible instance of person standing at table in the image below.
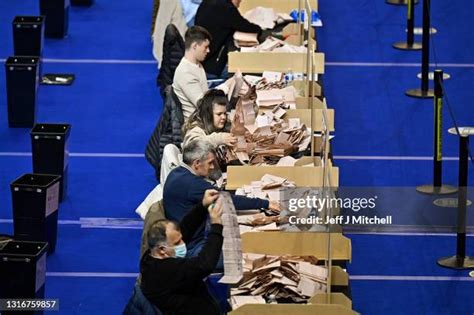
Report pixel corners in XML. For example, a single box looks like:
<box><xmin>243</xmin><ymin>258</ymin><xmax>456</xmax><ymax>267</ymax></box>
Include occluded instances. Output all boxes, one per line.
<box><xmin>195</xmin><ymin>0</ymin><xmax>262</xmax><ymax>79</ymax></box>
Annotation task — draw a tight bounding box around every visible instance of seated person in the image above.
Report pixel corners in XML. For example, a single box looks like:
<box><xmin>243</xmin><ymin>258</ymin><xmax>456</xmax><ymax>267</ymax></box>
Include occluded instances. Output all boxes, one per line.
<box><xmin>163</xmin><ymin>139</ymin><xmax>279</xmax><ymax>258</ymax></box>
<box><xmin>141</xmin><ymin>189</ymin><xmax>223</xmax><ymax>315</ymax></box>
<box><xmin>182</xmin><ymin>89</ymin><xmax>237</xmax><ymax>148</ymax></box>
<box><xmin>195</xmin><ymin>0</ymin><xmax>262</xmax><ymax>79</ymax></box>
<box><xmin>173</xmin><ymin>25</ymin><xmax>212</xmax><ymax>121</ymax></box>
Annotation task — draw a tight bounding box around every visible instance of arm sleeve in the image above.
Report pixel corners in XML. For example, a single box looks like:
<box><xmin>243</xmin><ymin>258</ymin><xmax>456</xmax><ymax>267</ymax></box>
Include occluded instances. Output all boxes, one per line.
<box><xmin>223</xmin><ymin>6</ymin><xmax>262</xmax><ymax>34</ymax></box>
<box><xmin>182</xmin><ymin>224</ymin><xmax>223</xmax><ymax>279</ymax></box>
<box><xmin>186</xmin><ymin>177</ymin><xmax>216</xmax><ymax>204</ymax></box>
<box><xmin>177</xmin><ymin>72</ymin><xmax>207</xmax><ymax>107</ymax></box>
<box><xmin>179</xmin><ymin>203</ymin><xmax>208</xmax><ymax>243</ymax></box>
<box><xmin>231</xmin><ymin>195</ymin><xmax>269</xmax><ymax>210</ymax></box>
<box><xmin>184</xmin><ymin>127</ymin><xmax>229</xmax><ymax>147</ymax></box>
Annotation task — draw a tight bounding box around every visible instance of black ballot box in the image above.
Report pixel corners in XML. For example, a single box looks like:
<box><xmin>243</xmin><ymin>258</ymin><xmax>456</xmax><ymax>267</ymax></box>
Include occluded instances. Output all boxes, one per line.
<box><xmin>0</xmin><ymin>240</ymin><xmax>48</xmax><ymax>315</ymax></box>
<box><xmin>5</xmin><ymin>56</ymin><xmax>40</xmax><ymax>128</ymax></box>
<box><xmin>31</xmin><ymin>124</ymin><xmax>71</xmax><ymax>202</ymax></box>
<box><xmin>13</xmin><ymin>16</ymin><xmax>45</xmax><ymax>57</ymax></box>
<box><xmin>39</xmin><ymin>0</ymin><xmax>70</xmax><ymax>38</ymax></box>
<box><xmin>11</xmin><ymin>174</ymin><xmax>61</xmax><ymax>254</ymax></box>
<box><xmin>71</xmin><ymin>0</ymin><xmax>94</xmax><ymax>6</ymax></box>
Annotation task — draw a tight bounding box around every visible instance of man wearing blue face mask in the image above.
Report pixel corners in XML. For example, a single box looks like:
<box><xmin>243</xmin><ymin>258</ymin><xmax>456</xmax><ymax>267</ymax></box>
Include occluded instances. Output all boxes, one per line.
<box><xmin>141</xmin><ymin>189</ymin><xmax>223</xmax><ymax>315</ymax></box>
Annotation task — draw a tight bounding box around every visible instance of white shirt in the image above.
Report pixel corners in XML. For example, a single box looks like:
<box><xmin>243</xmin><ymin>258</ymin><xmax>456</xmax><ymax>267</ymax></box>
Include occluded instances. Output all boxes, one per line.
<box><xmin>172</xmin><ymin>57</ymin><xmax>209</xmax><ymax>122</ymax></box>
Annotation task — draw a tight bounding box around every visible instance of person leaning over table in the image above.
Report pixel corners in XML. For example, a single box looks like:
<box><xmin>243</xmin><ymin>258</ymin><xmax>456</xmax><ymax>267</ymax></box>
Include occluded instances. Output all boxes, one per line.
<box><xmin>194</xmin><ymin>0</ymin><xmax>262</xmax><ymax>79</ymax></box>
<box><xmin>141</xmin><ymin>189</ymin><xmax>223</xmax><ymax>315</ymax></box>
<box><xmin>182</xmin><ymin>89</ymin><xmax>237</xmax><ymax>148</ymax></box>
<box><xmin>163</xmin><ymin>139</ymin><xmax>280</xmax><ymax>260</ymax></box>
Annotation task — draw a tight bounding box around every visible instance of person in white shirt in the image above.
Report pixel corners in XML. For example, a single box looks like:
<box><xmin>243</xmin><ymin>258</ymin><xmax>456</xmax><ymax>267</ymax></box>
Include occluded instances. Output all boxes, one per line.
<box><xmin>172</xmin><ymin>26</ymin><xmax>212</xmax><ymax>122</ymax></box>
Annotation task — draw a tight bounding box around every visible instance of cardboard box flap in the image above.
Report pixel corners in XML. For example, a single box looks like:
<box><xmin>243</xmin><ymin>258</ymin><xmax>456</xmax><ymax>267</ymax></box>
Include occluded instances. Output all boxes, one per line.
<box><xmin>228</xmin><ymin>52</ymin><xmax>324</xmax><ymax>74</ymax></box>
<box><xmin>292</xmin><ymin>80</ymin><xmax>322</xmax><ymax>97</ymax></box>
<box><xmin>241</xmin><ymin>232</ymin><xmax>351</xmax><ymax>261</ymax></box>
<box><xmin>226</xmin><ymin>165</ymin><xmax>339</xmax><ymax>189</ymax></box>
<box><xmin>284</xmin><ymin>109</ymin><xmax>335</xmax><ymax>132</ymax></box>
<box><xmin>309</xmin><ymin>293</ymin><xmax>353</xmax><ymax>309</ymax></box>
<box><xmin>229</xmin><ymin>303</ymin><xmax>357</xmax><ymax>315</ymax></box>
<box><xmin>295</xmin><ymin>97</ymin><xmax>325</xmax><ymax>109</ymax></box>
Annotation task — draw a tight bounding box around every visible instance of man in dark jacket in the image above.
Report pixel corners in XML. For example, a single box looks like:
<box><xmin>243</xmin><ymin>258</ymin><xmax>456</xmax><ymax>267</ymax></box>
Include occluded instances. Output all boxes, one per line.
<box><xmin>163</xmin><ymin>139</ymin><xmax>280</xmax><ymax>259</ymax></box>
<box><xmin>141</xmin><ymin>189</ymin><xmax>223</xmax><ymax>315</ymax></box>
<box><xmin>195</xmin><ymin>0</ymin><xmax>262</xmax><ymax>78</ymax></box>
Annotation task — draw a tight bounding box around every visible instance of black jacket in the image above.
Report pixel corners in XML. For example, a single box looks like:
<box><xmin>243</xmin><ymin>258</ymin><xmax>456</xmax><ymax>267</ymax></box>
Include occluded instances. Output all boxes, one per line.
<box><xmin>157</xmin><ymin>24</ymin><xmax>185</xmax><ymax>96</ymax></box>
<box><xmin>140</xmin><ymin>203</ymin><xmax>223</xmax><ymax>315</ymax></box>
<box><xmin>145</xmin><ymin>86</ymin><xmax>184</xmax><ymax>179</ymax></box>
<box><xmin>195</xmin><ymin>0</ymin><xmax>261</xmax><ymax>76</ymax></box>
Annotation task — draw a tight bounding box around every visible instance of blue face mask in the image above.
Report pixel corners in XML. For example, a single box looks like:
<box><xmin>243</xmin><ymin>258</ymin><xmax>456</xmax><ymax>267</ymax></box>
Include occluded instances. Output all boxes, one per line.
<box><xmin>173</xmin><ymin>243</ymin><xmax>187</xmax><ymax>258</ymax></box>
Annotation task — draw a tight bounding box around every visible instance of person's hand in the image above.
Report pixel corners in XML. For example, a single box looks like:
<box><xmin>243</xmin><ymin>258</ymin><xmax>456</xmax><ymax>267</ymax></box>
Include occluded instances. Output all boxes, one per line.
<box><xmin>223</xmin><ymin>133</ymin><xmax>238</xmax><ymax>147</ymax></box>
<box><xmin>268</xmin><ymin>201</ymin><xmax>281</xmax><ymax>213</ymax></box>
<box><xmin>202</xmin><ymin>189</ymin><xmax>219</xmax><ymax>207</ymax></box>
<box><xmin>208</xmin><ymin>198</ymin><xmax>223</xmax><ymax>225</ymax></box>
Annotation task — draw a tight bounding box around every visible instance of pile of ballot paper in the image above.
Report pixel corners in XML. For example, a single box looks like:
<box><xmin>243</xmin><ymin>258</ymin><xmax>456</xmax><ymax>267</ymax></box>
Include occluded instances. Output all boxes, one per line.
<box><xmin>237</xmin><ymin>212</ymin><xmax>280</xmax><ymax>233</ymax></box>
<box><xmin>235</xmin><ymin>174</ymin><xmax>292</xmax><ymax>233</ymax></box>
<box><xmin>230</xmin><ymin>253</ymin><xmax>328</xmax><ymax>308</ymax></box>
<box><xmin>230</xmin><ymin>88</ymin><xmax>311</xmax><ymax>165</ymax></box>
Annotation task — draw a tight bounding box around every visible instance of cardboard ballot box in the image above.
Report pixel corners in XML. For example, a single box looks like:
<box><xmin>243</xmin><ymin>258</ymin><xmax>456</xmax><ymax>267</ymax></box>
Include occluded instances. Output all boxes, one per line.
<box><xmin>229</xmin><ymin>232</ymin><xmax>355</xmax><ymax>315</ymax></box>
<box><xmin>226</xmin><ymin>157</ymin><xmax>339</xmax><ymax>190</ymax></box>
<box><xmin>241</xmin><ymin>231</ymin><xmax>351</xmax><ymax>262</ymax></box>
<box><xmin>230</xmin><ymin>303</ymin><xmax>357</xmax><ymax>315</ymax></box>
<box><xmin>309</xmin><ymin>292</ymin><xmax>354</xmax><ymax>310</ymax></box>
<box><xmin>228</xmin><ymin>52</ymin><xmax>324</xmax><ymax>75</ymax></box>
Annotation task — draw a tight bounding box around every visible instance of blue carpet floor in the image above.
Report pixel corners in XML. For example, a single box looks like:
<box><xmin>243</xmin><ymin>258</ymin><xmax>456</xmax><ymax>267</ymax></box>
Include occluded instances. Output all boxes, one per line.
<box><xmin>0</xmin><ymin>0</ymin><xmax>473</xmax><ymax>314</ymax></box>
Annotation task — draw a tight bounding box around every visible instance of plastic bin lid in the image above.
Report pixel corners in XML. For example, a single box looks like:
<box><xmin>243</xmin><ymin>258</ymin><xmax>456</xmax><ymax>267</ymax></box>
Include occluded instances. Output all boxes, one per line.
<box><xmin>11</xmin><ymin>174</ymin><xmax>61</xmax><ymax>188</ymax></box>
<box><xmin>31</xmin><ymin>123</ymin><xmax>71</xmax><ymax>136</ymax></box>
<box><xmin>0</xmin><ymin>240</ymin><xmax>48</xmax><ymax>258</ymax></box>
<box><xmin>13</xmin><ymin>16</ymin><xmax>45</xmax><ymax>24</ymax></box>
<box><xmin>5</xmin><ymin>56</ymin><xmax>40</xmax><ymax>65</ymax></box>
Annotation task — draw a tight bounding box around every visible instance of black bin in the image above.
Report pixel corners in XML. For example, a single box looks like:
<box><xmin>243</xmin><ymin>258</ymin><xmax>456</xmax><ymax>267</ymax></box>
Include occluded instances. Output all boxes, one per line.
<box><xmin>39</xmin><ymin>0</ymin><xmax>70</xmax><ymax>38</ymax></box>
<box><xmin>5</xmin><ymin>56</ymin><xmax>40</xmax><ymax>128</ymax></box>
<box><xmin>71</xmin><ymin>0</ymin><xmax>94</xmax><ymax>6</ymax></box>
<box><xmin>13</xmin><ymin>16</ymin><xmax>45</xmax><ymax>57</ymax></box>
<box><xmin>11</xmin><ymin>174</ymin><xmax>61</xmax><ymax>254</ymax></box>
<box><xmin>31</xmin><ymin>124</ymin><xmax>71</xmax><ymax>202</ymax></box>
<box><xmin>0</xmin><ymin>240</ymin><xmax>48</xmax><ymax>315</ymax></box>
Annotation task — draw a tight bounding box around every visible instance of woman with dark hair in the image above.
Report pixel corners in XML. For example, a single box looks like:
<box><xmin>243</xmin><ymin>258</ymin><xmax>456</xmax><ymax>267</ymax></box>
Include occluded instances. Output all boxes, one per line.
<box><xmin>182</xmin><ymin>89</ymin><xmax>237</xmax><ymax>148</ymax></box>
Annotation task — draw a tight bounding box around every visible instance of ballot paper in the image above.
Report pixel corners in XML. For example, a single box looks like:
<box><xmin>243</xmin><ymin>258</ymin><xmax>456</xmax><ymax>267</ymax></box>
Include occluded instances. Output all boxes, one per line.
<box><xmin>276</xmin><ymin>156</ymin><xmax>297</xmax><ymax>166</ymax></box>
<box><xmin>288</xmin><ymin>118</ymin><xmax>301</xmax><ymax>129</ymax></box>
<box><xmin>218</xmin><ymin>192</ymin><xmax>243</xmax><ymax>284</ymax></box>
<box><xmin>262</xmin><ymin>71</ymin><xmax>283</xmax><ymax>82</ymax></box>
<box><xmin>231</xmin><ymin>253</ymin><xmax>327</xmax><ymax>303</ymax></box>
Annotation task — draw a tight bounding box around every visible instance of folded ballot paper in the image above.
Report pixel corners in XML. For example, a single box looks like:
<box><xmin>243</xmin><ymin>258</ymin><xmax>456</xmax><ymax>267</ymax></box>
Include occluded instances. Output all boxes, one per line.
<box><xmin>229</xmin><ymin>253</ymin><xmax>328</xmax><ymax>308</ymax></box>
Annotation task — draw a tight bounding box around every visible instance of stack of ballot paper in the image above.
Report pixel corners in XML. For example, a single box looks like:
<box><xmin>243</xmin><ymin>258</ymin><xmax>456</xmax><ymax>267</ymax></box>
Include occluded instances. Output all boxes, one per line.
<box><xmin>234</xmin><ymin>31</ymin><xmax>259</xmax><ymax>48</ymax></box>
<box><xmin>230</xmin><ymin>253</ymin><xmax>328</xmax><ymax>306</ymax></box>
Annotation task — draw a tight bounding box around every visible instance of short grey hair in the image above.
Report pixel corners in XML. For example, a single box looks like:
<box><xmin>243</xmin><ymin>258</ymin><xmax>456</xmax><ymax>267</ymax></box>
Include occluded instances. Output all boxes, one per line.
<box><xmin>182</xmin><ymin>139</ymin><xmax>216</xmax><ymax>166</ymax></box>
<box><xmin>147</xmin><ymin>220</ymin><xmax>179</xmax><ymax>249</ymax></box>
